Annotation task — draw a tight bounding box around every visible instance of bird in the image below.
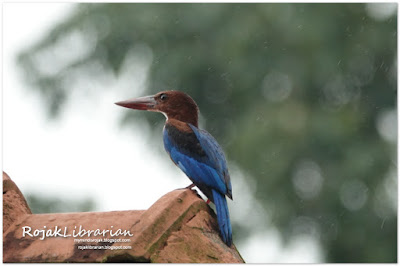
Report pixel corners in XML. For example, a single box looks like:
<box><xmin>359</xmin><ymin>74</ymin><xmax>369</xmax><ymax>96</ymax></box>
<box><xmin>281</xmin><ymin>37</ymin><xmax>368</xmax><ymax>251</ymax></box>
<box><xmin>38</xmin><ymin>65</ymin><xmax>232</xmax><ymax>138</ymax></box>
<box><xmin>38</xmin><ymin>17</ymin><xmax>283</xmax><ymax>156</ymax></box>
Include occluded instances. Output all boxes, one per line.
<box><xmin>115</xmin><ymin>90</ymin><xmax>233</xmax><ymax>246</ymax></box>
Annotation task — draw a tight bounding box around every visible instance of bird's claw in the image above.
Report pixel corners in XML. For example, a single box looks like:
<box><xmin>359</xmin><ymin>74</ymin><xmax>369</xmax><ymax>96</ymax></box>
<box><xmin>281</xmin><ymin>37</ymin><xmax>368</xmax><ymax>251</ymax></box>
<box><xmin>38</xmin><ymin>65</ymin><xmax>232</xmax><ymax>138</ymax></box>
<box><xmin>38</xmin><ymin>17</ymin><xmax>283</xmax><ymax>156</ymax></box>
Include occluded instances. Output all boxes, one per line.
<box><xmin>185</xmin><ymin>183</ymin><xmax>195</xmax><ymax>189</ymax></box>
<box><xmin>175</xmin><ymin>183</ymin><xmax>196</xmax><ymax>191</ymax></box>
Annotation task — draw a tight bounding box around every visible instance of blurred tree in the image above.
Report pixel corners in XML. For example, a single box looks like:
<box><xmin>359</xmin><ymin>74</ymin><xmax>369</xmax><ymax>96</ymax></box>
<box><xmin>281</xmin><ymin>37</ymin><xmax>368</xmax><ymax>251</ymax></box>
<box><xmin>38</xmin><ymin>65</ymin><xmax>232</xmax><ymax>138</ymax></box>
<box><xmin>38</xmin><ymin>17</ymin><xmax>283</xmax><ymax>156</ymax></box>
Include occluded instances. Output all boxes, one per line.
<box><xmin>17</xmin><ymin>3</ymin><xmax>396</xmax><ymax>262</ymax></box>
<box><xmin>26</xmin><ymin>194</ymin><xmax>96</xmax><ymax>214</ymax></box>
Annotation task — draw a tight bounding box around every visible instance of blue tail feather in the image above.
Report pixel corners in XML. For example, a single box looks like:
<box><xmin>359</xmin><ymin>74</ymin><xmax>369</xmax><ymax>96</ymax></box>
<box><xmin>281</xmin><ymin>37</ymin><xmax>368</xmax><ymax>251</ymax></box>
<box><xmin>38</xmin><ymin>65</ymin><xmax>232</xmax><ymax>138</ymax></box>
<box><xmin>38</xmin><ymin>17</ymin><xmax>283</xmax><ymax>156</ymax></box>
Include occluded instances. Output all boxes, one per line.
<box><xmin>212</xmin><ymin>189</ymin><xmax>232</xmax><ymax>246</ymax></box>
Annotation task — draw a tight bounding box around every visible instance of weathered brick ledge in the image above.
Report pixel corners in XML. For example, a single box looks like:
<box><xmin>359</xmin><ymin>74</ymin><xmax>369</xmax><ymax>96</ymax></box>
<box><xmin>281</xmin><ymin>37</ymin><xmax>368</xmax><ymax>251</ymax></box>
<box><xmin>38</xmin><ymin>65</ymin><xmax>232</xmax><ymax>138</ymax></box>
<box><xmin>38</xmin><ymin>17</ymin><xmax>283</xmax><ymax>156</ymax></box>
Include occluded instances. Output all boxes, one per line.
<box><xmin>3</xmin><ymin>172</ymin><xmax>244</xmax><ymax>263</ymax></box>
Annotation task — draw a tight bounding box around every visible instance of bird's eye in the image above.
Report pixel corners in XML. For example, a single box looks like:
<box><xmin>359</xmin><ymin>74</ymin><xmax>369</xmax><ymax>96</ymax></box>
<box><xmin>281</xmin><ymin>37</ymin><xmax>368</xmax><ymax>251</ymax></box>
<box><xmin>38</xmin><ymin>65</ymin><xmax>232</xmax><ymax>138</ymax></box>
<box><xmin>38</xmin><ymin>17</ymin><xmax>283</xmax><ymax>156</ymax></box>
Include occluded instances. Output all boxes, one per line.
<box><xmin>160</xmin><ymin>93</ymin><xmax>168</xmax><ymax>101</ymax></box>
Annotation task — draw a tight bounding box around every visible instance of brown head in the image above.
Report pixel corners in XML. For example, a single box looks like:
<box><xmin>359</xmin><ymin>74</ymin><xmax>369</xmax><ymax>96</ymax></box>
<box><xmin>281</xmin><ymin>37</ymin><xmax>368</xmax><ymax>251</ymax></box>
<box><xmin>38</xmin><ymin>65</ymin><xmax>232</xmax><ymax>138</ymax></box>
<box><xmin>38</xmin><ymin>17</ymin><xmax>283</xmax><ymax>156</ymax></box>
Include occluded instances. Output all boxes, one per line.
<box><xmin>115</xmin><ymin>91</ymin><xmax>199</xmax><ymax>127</ymax></box>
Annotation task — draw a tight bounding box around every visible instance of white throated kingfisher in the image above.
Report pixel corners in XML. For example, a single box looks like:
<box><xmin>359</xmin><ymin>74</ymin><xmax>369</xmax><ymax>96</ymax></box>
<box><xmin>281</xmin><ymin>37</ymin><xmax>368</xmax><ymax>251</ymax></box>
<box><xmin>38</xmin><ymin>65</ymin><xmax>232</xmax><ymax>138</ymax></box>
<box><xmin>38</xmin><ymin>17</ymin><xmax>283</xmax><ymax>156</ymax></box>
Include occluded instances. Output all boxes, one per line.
<box><xmin>115</xmin><ymin>91</ymin><xmax>233</xmax><ymax>246</ymax></box>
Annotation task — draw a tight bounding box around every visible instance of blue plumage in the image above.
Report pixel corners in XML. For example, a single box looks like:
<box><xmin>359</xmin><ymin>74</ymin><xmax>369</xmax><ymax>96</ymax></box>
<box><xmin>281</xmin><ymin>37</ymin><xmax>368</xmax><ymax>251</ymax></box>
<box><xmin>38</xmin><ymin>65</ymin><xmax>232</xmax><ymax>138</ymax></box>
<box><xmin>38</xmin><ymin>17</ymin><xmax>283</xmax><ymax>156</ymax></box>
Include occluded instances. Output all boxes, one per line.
<box><xmin>116</xmin><ymin>90</ymin><xmax>233</xmax><ymax>246</ymax></box>
<box><xmin>189</xmin><ymin>124</ymin><xmax>232</xmax><ymax>199</ymax></box>
<box><xmin>212</xmin><ymin>190</ymin><xmax>232</xmax><ymax>246</ymax></box>
<box><xmin>163</xmin><ymin>121</ymin><xmax>232</xmax><ymax>246</ymax></box>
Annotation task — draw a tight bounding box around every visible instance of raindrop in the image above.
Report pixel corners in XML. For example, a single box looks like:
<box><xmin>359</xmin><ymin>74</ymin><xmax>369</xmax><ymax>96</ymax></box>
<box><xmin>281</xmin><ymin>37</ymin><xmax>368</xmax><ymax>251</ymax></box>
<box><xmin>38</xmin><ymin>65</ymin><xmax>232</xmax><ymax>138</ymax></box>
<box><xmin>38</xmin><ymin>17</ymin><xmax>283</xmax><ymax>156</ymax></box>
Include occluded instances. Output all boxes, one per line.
<box><xmin>381</xmin><ymin>219</ymin><xmax>386</xmax><ymax>229</ymax></box>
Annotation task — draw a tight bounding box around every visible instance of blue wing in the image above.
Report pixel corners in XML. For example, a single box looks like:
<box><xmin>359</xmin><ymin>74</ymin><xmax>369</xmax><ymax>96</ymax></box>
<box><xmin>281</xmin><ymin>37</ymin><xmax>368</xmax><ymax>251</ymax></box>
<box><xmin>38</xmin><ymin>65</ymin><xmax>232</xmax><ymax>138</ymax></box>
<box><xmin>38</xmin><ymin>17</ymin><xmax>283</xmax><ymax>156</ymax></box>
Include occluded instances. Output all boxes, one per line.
<box><xmin>163</xmin><ymin>122</ymin><xmax>233</xmax><ymax>246</ymax></box>
<box><xmin>188</xmin><ymin>124</ymin><xmax>232</xmax><ymax>198</ymax></box>
<box><xmin>163</xmin><ymin>123</ymin><xmax>232</xmax><ymax>199</ymax></box>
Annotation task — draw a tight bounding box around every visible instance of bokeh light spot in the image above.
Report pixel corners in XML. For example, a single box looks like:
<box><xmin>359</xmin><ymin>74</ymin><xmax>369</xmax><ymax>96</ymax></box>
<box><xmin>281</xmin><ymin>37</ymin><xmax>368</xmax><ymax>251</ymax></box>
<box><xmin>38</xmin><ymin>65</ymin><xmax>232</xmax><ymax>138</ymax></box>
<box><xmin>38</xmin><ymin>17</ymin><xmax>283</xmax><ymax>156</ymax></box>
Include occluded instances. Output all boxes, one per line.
<box><xmin>261</xmin><ymin>71</ymin><xmax>292</xmax><ymax>102</ymax></box>
<box><xmin>339</xmin><ymin>179</ymin><xmax>368</xmax><ymax>211</ymax></box>
<box><xmin>292</xmin><ymin>160</ymin><xmax>324</xmax><ymax>200</ymax></box>
<box><xmin>376</xmin><ymin>108</ymin><xmax>397</xmax><ymax>143</ymax></box>
<box><xmin>366</xmin><ymin>3</ymin><xmax>397</xmax><ymax>21</ymax></box>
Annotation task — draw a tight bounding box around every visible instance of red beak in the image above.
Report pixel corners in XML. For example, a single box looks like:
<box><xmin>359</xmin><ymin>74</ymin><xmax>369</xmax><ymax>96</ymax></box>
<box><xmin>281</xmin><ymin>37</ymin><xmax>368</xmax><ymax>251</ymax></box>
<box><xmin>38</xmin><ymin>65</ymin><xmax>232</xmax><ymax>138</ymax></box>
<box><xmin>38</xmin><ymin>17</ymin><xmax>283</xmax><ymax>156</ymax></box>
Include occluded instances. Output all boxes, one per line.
<box><xmin>115</xmin><ymin>96</ymin><xmax>157</xmax><ymax>110</ymax></box>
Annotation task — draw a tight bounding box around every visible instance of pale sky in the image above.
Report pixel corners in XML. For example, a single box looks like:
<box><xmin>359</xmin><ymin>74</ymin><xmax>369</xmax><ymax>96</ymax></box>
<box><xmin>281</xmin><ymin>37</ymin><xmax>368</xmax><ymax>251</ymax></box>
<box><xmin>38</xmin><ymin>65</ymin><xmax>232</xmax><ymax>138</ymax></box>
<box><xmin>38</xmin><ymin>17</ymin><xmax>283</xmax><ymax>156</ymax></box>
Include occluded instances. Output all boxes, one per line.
<box><xmin>3</xmin><ymin>3</ymin><xmax>190</xmax><ymax>211</ymax></box>
<box><xmin>2</xmin><ymin>3</ymin><xmax>324</xmax><ymax>263</ymax></box>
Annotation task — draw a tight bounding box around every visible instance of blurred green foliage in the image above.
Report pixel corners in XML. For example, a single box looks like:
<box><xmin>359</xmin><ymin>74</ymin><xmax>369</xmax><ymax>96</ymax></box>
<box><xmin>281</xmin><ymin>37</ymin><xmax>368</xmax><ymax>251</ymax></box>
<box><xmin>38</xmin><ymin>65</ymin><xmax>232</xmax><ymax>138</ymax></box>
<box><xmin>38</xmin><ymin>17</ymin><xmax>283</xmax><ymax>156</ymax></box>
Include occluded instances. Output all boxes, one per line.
<box><xmin>17</xmin><ymin>3</ymin><xmax>396</xmax><ymax>262</ymax></box>
<box><xmin>26</xmin><ymin>194</ymin><xmax>96</xmax><ymax>214</ymax></box>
